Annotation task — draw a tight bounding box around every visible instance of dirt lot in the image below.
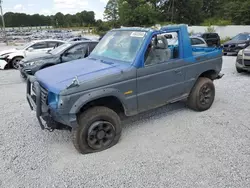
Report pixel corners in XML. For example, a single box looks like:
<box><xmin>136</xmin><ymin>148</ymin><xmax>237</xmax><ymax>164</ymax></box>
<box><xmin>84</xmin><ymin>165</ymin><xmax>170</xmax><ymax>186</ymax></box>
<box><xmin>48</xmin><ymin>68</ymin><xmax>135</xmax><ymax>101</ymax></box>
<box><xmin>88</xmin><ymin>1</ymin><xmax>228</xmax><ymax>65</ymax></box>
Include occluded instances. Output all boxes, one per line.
<box><xmin>0</xmin><ymin>54</ymin><xmax>249</xmax><ymax>188</ymax></box>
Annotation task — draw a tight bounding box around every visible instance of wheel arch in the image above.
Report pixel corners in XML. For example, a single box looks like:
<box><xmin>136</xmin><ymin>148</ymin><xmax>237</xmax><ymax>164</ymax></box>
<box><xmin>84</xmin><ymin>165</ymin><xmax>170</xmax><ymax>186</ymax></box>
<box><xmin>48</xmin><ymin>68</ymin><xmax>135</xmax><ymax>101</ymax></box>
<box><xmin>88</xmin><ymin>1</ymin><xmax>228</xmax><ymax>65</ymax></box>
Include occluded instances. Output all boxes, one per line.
<box><xmin>198</xmin><ymin>69</ymin><xmax>218</xmax><ymax>80</ymax></box>
<box><xmin>10</xmin><ymin>55</ymin><xmax>24</xmax><ymax>62</ymax></box>
<box><xmin>70</xmin><ymin>89</ymin><xmax>128</xmax><ymax>117</ymax></box>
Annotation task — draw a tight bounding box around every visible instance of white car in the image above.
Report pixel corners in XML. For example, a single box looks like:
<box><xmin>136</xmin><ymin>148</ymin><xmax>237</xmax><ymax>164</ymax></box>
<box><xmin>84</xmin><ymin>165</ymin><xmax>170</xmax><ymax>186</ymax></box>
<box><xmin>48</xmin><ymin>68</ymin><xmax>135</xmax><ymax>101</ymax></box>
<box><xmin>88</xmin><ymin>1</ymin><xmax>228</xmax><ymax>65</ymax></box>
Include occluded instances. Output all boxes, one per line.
<box><xmin>0</xmin><ymin>39</ymin><xmax>65</xmax><ymax>69</ymax></box>
<box><xmin>190</xmin><ymin>36</ymin><xmax>208</xmax><ymax>47</ymax></box>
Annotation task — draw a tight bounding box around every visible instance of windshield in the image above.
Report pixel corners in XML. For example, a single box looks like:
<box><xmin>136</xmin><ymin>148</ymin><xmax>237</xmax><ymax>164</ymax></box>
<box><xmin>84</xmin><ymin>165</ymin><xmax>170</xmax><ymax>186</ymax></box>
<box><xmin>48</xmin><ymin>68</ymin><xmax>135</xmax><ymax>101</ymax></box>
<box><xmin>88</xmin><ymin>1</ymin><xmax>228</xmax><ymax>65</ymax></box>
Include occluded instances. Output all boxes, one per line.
<box><xmin>91</xmin><ymin>30</ymin><xmax>146</xmax><ymax>63</ymax></box>
<box><xmin>49</xmin><ymin>43</ymin><xmax>72</xmax><ymax>55</ymax></box>
<box><xmin>16</xmin><ymin>42</ymin><xmax>34</xmax><ymax>50</ymax></box>
<box><xmin>232</xmin><ymin>34</ymin><xmax>250</xmax><ymax>41</ymax></box>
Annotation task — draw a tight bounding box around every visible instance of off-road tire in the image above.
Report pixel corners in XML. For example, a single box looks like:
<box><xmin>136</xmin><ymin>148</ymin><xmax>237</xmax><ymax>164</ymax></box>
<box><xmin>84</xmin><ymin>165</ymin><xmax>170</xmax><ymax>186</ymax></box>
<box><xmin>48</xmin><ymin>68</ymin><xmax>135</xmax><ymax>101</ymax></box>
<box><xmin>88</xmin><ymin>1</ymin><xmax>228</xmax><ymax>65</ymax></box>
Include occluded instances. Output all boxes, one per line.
<box><xmin>72</xmin><ymin>106</ymin><xmax>122</xmax><ymax>154</ymax></box>
<box><xmin>187</xmin><ymin>77</ymin><xmax>215</xmax><ymax>111</ymax></box>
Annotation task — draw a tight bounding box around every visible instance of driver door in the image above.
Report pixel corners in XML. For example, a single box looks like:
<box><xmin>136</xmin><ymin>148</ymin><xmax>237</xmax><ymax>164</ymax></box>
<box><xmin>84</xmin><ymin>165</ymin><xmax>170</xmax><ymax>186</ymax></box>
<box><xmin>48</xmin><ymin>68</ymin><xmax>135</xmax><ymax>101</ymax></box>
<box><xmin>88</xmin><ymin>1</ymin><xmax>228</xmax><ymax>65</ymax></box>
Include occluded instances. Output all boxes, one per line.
<box><xmin>61</xmin><ymin>43</ymin><xmax>89</xmax><ymax>63</ymax></box>
<box><xmin>137</xmin><ymin>33</ymin><xmax>186</xmax><ymax>112</ymax></box>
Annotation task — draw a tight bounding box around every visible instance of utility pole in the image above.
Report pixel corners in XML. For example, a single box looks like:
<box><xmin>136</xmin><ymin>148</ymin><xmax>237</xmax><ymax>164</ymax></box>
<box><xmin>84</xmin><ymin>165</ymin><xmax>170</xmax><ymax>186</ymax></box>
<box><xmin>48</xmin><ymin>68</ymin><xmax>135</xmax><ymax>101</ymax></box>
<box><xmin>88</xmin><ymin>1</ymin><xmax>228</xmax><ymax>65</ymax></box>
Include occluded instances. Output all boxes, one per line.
<box><xmin>0</xmin><ymin>0</ymin><xmax>7</xmax><ymax>45</ymax></box>
<box><xmin>171</xmin><ymin>0</ymin><xmax>175</xmax><ymax>23</ymax></box>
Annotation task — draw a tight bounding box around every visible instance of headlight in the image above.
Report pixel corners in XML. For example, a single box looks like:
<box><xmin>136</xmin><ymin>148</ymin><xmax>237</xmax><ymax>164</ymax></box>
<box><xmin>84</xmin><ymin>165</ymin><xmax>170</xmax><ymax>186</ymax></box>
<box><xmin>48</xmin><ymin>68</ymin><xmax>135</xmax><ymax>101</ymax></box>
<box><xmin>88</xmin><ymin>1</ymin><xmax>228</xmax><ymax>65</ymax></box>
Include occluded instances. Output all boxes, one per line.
<box><xmin>238</xmin><ymin>43</ymin><xmax>246</xmax><ymax>47</ymax></box>
<box><xmin>48</xmin><ymin>92</ymin><xmax>59</xmax><ymax>109</ymax></box>
<box><xmin>26</xmin><ymin>60</ymin><xmax>43</xmax><ymax>66</ymax></box>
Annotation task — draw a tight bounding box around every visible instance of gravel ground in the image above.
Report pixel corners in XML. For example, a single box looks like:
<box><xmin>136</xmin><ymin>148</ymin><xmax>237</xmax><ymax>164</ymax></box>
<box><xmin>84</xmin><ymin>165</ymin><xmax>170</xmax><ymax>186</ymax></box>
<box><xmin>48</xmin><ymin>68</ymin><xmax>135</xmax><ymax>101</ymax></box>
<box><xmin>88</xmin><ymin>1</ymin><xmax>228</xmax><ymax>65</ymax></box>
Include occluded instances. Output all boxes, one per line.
<box><xmin>0</xmin><ymin>53</ymin><xmax>250</xmax><ymax>187</ymax></box>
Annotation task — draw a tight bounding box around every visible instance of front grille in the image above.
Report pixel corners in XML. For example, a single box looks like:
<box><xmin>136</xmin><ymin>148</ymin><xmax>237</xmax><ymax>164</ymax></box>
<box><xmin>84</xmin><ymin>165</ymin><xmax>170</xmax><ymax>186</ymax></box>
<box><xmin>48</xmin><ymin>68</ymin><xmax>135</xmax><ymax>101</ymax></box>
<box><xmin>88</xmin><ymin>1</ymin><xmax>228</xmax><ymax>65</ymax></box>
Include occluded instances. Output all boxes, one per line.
<box><xmin>32</xmin><ymin>83</ymin><xmax>36</xmax><ymax>93</ymax></box>
<box><xmin>244</xmin><ymin>52</ymin><xmax>250</xmax><ymax>56</ymax></box>
<box><xmin>224</xmin><ymin>44</ymin><xmax>236</xmax><ymax>48</ymax></box>
<box><xmin>243</xmin><ymin>60</ymin><xmax>250</xmax><ymax>66</ymax></box>
<box><xmin>41</xmin><ymin>86</ymin><xmax>48</xmax><ymax>105</ymax></box>
<box><xmin>31</xmin><ymin>83</ymin><xmax>48</xmax><ymax>105</ymax></box>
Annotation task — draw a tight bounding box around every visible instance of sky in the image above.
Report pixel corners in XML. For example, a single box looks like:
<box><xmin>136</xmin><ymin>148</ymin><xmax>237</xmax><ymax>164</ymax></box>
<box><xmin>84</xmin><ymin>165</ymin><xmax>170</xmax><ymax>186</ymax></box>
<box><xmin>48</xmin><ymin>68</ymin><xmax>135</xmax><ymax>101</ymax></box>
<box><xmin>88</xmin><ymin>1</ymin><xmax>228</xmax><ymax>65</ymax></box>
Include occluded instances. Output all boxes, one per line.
<box><xmin>2</xmin><ymin>0</ymin><xmax>109</xmax><ymax>20</ymax></box>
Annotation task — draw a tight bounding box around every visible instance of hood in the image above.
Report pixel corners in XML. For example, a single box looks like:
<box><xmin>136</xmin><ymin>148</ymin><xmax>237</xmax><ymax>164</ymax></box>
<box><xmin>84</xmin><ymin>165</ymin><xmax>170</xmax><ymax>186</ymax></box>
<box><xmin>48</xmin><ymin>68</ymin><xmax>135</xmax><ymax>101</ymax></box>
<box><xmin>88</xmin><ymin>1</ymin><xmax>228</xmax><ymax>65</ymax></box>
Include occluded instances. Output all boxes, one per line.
<box><xmin>22</xmin><ymin>52</ymin><xmax>56</xmax><ymax>63</ymax></box>
<box><xmin>0</xmin><ymin>48</ymin><xmax>17</xmax><ymax>56</ymax></box>
<box><xmin>35</xmin><ymin>58</ymin><xmax>129</xmax><ymax>94</ymax></box>
<box><xmin>224</xmin><ymin>40</ymin><xmax>249</xmax><ymax>45</ymax></box>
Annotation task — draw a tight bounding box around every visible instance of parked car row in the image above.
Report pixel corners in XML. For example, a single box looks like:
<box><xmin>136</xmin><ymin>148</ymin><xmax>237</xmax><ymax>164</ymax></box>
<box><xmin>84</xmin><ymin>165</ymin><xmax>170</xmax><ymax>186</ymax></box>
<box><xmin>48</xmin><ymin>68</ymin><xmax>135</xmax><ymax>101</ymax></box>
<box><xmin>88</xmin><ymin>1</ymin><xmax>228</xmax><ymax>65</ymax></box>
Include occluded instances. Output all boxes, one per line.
<box><xmin>19</xmin><ymin>40</ymin><xmax>98</xmax><ymax>79</ymax></box>
<box><xmin>0</xmin><ymin>39</ymin><xmax>66</xmax><ymax>69</ymax></box>
<box><xmin>194</xmin><ymin>31</ymin><xmax>250</xmax><ymax>73</ymax></box>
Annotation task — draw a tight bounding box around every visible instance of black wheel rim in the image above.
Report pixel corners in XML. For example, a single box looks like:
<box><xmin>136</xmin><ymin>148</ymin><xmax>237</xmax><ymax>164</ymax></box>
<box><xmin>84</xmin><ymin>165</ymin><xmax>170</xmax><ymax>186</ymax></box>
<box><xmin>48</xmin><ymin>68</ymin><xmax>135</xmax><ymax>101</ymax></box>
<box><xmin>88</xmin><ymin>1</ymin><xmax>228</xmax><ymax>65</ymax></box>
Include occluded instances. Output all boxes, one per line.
<box><xmin>199</xmin><ymin>84</ymin><xmax>212</xmax><ymax>105</ymax></box>
<box><xmin>13</xmin><ymin>58</ymin><xmax>21</xmax><ymax>69</ymax></box>
<box><xmin>87</xmin><ymin>121</ymin><xmax>115</xmax><ymax>150</ymax></box>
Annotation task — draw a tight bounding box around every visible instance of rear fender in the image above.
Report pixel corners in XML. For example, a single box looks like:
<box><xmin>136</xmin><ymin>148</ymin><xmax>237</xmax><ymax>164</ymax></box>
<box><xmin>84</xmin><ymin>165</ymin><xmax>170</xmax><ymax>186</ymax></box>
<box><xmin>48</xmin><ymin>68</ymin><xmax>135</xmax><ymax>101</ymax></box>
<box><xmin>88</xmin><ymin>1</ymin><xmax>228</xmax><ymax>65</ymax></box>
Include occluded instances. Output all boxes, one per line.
<box><xmin>69</xmin><ymin>88</ymin><xmax>128</xmax><ymax>114</ymax></box>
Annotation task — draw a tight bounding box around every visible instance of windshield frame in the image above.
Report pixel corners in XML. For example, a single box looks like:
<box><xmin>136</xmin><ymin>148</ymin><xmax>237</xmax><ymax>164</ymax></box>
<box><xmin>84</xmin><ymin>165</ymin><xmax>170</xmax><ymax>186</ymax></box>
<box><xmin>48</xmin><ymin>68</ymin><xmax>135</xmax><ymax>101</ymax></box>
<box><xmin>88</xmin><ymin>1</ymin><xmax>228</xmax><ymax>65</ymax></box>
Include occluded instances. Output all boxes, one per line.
<box><xmin>90</xmin><ymin>30</ymin><xmax>147</xmax><ymax>64</ymax></box>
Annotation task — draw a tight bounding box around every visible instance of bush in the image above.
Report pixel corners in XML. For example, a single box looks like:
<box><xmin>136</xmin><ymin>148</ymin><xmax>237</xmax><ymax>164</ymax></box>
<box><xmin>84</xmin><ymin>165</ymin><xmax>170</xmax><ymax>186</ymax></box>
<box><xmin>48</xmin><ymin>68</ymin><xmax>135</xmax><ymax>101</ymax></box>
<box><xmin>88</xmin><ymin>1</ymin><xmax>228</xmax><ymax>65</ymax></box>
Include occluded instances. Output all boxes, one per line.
<box><xmin>202</xmin><ymin>18</ymin><xmax>232</xmax><ymax>26</ymax></box>
<box><xmin>205</xmin><ymin>26</ymin><xmax>216</xmax><ymax>33</ymax></box>
<box><xmin>221</xmin><ymin>37</ymin><xmax>231</xmax><ymax>44</ymax></box>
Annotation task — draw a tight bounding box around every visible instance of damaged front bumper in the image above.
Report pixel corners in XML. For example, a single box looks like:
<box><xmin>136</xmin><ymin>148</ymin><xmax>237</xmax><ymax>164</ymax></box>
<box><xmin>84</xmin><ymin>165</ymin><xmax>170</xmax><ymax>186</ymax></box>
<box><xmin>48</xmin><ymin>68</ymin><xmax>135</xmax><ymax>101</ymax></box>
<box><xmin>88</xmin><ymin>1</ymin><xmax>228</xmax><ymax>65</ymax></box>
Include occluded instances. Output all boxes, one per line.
<box><xmin>0</xmin><ymin>59</ymin><xmax>8</xmax><ymax>69</ymax></box>
<box><xmin>26</xmin><ymin>76</ymin><xmax>77</xmax><ymax>130</ymax></box>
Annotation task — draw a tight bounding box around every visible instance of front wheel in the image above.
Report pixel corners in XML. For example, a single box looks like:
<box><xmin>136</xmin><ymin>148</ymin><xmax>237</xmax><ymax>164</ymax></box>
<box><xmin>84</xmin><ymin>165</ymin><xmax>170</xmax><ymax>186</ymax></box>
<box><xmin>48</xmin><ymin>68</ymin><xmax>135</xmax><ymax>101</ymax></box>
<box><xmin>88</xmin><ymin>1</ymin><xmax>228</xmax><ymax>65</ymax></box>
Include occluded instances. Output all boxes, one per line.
<box><xmin>187</xmin><ymin>77</ymin><xmax>215</xmax><ymax>111</ymax></box>
<box><xmin>11</xmin><ymin>57</ymin><xmax>23</xmax><ymax>69</ymax></box>
<box><xmin>72</xmin><ymin>106</ymin><xmax>122</xmax><ymax>154</ymax></box>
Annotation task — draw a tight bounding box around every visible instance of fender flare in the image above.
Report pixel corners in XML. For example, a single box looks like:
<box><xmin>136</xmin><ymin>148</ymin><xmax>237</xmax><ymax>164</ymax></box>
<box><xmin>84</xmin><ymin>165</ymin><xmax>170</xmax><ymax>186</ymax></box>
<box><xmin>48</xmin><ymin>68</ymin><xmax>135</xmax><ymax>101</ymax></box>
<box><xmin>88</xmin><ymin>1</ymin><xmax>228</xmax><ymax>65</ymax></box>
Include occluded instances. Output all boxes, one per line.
<box><xmin>69</xmin><ymin>88</ymin><xmax>128</xmax><ymax>114</ymax></box>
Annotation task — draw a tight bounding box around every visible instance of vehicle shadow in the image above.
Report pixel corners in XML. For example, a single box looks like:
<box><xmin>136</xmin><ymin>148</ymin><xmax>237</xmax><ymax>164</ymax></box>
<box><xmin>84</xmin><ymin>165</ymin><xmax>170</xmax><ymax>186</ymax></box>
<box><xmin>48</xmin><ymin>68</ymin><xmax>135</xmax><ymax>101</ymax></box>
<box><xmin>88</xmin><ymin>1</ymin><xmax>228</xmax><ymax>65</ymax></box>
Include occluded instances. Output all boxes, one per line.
<box><xmin>121</xmin><ymin>101</ymin><xmax>187</xmax><ymax>130</ymax></box>
<box><xmin>49</xmin><ymin>101</ymin><xmax>188</xmax><ymax>146</ymax></box>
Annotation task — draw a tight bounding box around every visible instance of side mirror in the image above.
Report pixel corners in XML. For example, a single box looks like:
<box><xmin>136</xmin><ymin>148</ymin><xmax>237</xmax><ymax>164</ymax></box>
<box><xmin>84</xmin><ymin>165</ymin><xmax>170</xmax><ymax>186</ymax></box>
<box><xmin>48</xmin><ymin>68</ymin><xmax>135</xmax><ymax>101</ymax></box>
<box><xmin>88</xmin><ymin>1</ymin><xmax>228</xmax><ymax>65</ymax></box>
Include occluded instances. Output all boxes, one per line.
<box><xmin>27</xmin><ymin>47</ymin><xmax>34</xmax><ymax>52</ymax></box>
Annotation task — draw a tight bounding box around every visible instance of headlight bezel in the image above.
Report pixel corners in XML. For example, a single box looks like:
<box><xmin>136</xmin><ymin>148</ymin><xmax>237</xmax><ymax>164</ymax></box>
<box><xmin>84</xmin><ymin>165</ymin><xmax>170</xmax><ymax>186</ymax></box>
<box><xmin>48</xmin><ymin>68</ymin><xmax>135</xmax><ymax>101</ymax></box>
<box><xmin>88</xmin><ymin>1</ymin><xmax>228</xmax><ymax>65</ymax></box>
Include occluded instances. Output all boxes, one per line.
<box><xmin>48</xmin><ymin>92</ymin><xmax>59</xmax><ymax>109</ymax></box>
<box><xmin>238</xmin><ymin>43</ymin><xmax>246</xmax><ymax>47</ymax></box>
<box><xmin>26</xmin><ymin>60</ymin><xmax>43</xmax><ymax>66</ymax></box>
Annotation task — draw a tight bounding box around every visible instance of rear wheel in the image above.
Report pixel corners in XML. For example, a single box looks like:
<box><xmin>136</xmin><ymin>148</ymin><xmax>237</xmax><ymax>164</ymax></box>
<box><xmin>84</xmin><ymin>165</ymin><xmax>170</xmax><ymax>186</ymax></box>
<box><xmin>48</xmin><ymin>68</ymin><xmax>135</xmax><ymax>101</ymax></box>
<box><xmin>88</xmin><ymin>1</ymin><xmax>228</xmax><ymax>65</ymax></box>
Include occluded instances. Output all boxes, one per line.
<box><xmin>223</xmin><ymin>53</ymin><xmax>227</xmax><ymax>56</ymax></box>
<box><xmin>11</xmin><ymin>57</ymin><xmax>23</xmax><ymax>69</ymax></box>
<box><xmin>72</xmin><ymin>106</ymin><xmax>122</xmax><ymax>154</ymax></box>
<box><xmin>187</xmin><ymin>77</ymin><xmax>215</xmax><ymax>111</ymax></box>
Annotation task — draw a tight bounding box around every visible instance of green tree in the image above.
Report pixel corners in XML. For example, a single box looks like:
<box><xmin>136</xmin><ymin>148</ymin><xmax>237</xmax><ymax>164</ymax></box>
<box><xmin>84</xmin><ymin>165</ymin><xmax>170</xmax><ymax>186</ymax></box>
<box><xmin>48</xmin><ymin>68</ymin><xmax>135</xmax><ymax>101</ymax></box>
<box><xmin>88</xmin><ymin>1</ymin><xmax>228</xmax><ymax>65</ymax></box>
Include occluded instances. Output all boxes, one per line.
<box><xmin>104</xmin><ymin>0</ymin><xmax>119</xmax><ymax>23</ymax></box>
<box><xmin>118</xmin><ymin>0</ymin><xmax>157</xmax><ymax>26</ymax></box>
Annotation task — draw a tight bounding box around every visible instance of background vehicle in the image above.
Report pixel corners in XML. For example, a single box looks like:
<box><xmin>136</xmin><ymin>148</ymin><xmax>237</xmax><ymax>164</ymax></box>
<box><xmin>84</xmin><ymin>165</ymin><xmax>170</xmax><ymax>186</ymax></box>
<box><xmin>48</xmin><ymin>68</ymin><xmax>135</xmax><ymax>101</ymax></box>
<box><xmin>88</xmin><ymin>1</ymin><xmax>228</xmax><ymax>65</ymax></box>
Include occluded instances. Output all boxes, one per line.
<box><xmin>236</xmin><ymin>46</ymin><xmax>250</xmax><ymax>73</ymax></box>
<box><xmin>223</xmin><ymin>33</ymin><xmax>250</xmax><ymax>55</ymax></box>
<box><xmin>19</xmin><ymin>41</ymin><xmax>98</xmax><ymax>79</ymax></box>
<box><xmin>26</xmin><ymin>25</ymin><xmax>223</xmax><ymax>154</ymax></box>
<box><xmin>190</xmin><ymin>36</ymin><xmax>208</xmax><ymax>47</ymax></box>
<box><xmin>0</xmin><ymin>39</ymin><xmax>65</xmax><ymax>69</ymax></box>
<box><xmin>200</xmin><ymin>33</ymin><xmax>221</xmax><ymax>47</ymax></box>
